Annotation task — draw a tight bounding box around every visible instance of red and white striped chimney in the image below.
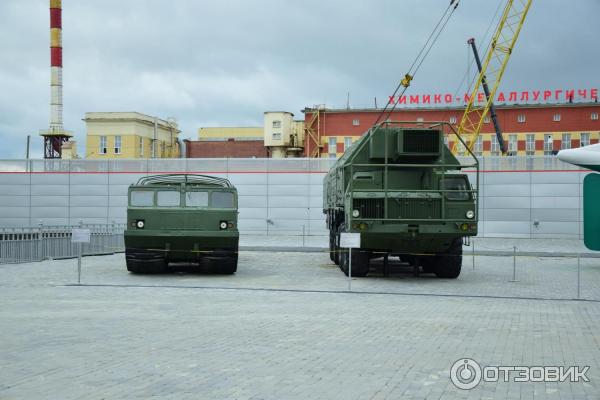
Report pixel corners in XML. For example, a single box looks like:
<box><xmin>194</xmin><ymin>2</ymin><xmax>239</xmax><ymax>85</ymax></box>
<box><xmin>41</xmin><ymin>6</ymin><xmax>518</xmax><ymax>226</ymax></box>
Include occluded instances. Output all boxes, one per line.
<box><xmin>49</xmin><ymin>0</ymin><xmax>63</xmax><ymax>130</ymax></box>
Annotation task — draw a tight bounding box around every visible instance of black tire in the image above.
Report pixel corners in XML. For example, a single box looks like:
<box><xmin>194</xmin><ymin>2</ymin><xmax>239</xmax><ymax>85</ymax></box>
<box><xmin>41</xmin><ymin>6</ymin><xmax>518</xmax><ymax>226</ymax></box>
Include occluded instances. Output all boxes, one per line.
<box><xmin>434</xmin><ymin>238</ymin><xmax>463</xmax><ymax>279</ymax></box>
<box><xmin>350</xmin><ymin>250</ymin><xmax>370</xmax><ymax>277</ymax></box>
<box><xmin>333</xmin><ymin>228</ymin><xmax>341</xmax><ymax>266</ymax></box>
<box><xmin>126</xmin><ymin>259</ymin><xmax>167</xmax><ymax>274</ymax></box>
<box><xmin>329</xmin><ymin>231</ymin><xmax>335</xmax><ymax>262</ymax></box>
<box><xmin>340</xmin><ymin>248</ymin><xmax>370</xmax><ymax>277</ymax></box>
<box><xmin>216</xmin><ymin>252</ymin><xmax>238</xmax><ymax>274</ymax></box>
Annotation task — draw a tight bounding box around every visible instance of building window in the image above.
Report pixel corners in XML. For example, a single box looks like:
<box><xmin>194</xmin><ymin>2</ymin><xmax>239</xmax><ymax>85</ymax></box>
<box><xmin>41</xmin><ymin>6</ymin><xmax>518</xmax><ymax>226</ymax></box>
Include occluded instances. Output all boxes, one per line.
<box><xmin>344</xmin><ymin>137</ymin><xmax>352</xmax><ymax>151</ymax></box>
<box><xmin>592</xmin><ymin>113</ymin><xmax>599</xmax><ymax>121</ymax></box>
<box><xmin>114</xmin><ymin>136</ymin><xmax>122</xmax><ymax>154</ymax></box>
<box><xmin>352</xmin><ymin>119</ymin><xmax>360</xmax><ymax>126</ymax></box>
<box><xmin>474</xmin><ymin>136</ymin><xmax>483</xmax><ymax>156</ymax></box>
<box><xmin>328</xmin><ymin>137</ymin><xmax>337</xmax><ymax>155</ymax></box>
<box><xmin>517</xmin><ymin>114</ymin><xmax>526</xmax><ymax>123</ymax></box>
<box><xmin>581</xmin><ymin>133</ymin><xmax>590</xmax><ymax>147</ymax></box>
<box><xmin>508</xmin><ymin>134</ymin><xmax>518</xmax><ymax>154</ymax></box>
<box><xmin>525</xmin><ymin>134</ymin><xmax>535</xmax><ymax>155</ymax></box>
<box><xmin>544</xmin><ymin>134</ymin><xmax>554</xmax><ymax>155</ymax></box>
<box><xmin>272</xmin><ymin>133</ymin><xmax>281</xmax><ymax>141</ymax></box>
<box><xmin>484</xmin><ymin>116</ymin><xmax>491</xmax><ymax>124</ymax></box>
<box><xmin>449</xmin><ymin>116</ymin><xmax>457</xmax><ymax>124</ymax></box>
<box><xmin>272</xmin><ymin>120</ymin><xmax>281</xmax><ymax>129</ymax></box>
<box><xmin>139</xmin><ymin>137</ymin><xmax>144</xmax><ymax>156</ymax></box>
<box><xmin>561</xmin><ymin>133</ymin><xmax>571</xmax><ymax>150</ymax></box>
<box><xmin>99</xmin><ymin>136</ymin><xmax>107</xmax><ymax>154</ymax></box>
<box><xmin>490</xmin><ymin>135</ymin><xmax>500</xmax><ymax>156</ymax></box>
<box><xmin>553</xmin><ymin>113</ymin><xmax>561</xmax><ymax>122</ymax></box>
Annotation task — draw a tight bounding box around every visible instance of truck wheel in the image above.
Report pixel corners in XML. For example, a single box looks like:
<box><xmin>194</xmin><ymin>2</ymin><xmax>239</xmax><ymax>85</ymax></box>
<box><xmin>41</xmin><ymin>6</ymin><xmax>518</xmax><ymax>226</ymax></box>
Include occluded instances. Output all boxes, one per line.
<box><xmin>333</xmin><ymin>228</ymin><xmax>341</xmax><ymax>266</ymax></box>
<box><xmin>434</xmin><ymin>239</ymin><xmax>462</xmax><ymax>279</ymax></box>
<box><xmin>341</xmin><ymin>249</ymin><xmax>370</xmax><ymax>277</ymax></box>
<box><xmin>216</xmin><ymin>252</ymin><xmax>238</xmax><ymax>274</ymax></box>
<box><xmin>329</xmin><ymin>231</ymin><xmax>335</xmax><ymax>262</ymax></box>
<box><xmin>127</xmin><ymin>259</ymin><xmax>166</xmax><ymax>274</ymax></box>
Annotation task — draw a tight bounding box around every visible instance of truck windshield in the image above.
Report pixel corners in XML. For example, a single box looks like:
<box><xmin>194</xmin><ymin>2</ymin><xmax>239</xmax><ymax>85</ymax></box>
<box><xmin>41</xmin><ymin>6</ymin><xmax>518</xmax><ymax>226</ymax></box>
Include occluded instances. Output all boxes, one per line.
<box><xmin>157</xmin><ymin>191</ymin><xmax>180</xmax><ymax>207</ymax></box>
<box><xmin>185</xmin><ymin>191</ymin><xmax>209</xmax><ymax>207</ymax></box>
<box><xmin>212</xmin><ymin>192</ymin><xmax>235</xmax><ymax>208</ymax></box>
<box><xmin>130</xmin><ymin>190</ymin><xmax>154</xmax><ymax>207</ymax></box>
<box><xmin>441</xmin><ymin>177</ymin><xmax>470</xmax><ymax>201</ymax></box>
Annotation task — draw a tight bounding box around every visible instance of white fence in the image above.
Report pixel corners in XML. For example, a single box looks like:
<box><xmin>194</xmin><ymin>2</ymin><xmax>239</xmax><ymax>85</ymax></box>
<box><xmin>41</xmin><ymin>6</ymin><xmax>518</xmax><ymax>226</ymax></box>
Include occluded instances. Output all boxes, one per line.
<box><xmin>0</xmin><ymin>157</ymin><xmax>590</xmax><ymax>239</ymax></box>
<box><xmin>0</xmin><ymin>223</ymin><xmax>125</xmax><ymax>264</ymax></box>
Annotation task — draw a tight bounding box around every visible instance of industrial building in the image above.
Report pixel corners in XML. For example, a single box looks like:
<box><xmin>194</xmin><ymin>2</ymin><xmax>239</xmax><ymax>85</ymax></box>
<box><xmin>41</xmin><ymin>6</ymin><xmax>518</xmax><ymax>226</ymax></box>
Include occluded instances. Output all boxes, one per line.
<box><xmin>84</xmin><ymin>112</ymin><xmax>181</xmax><ymax>159</ymax></box>
<box><xmin>185</xmin><ymin>126</ymin><xmax>267</xmax><ymax>158</ymax></box>
<box><xmin>303</xmin><ymin>103</ymin><xmax>600</xmax><ymax>158</ymax></box>
<box><xmin>184</xmin><ymin>112</ymin><xmax>305</xmax><ymax>158</ymax></box>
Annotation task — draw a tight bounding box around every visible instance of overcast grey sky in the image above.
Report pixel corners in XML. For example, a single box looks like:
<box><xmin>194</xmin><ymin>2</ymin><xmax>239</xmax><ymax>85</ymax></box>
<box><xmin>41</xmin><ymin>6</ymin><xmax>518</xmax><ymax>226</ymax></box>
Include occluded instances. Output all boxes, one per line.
<box><xmin>0</xmin><ymin>0</ymin><xmax>598</xmax><ymax>158</ymax></box>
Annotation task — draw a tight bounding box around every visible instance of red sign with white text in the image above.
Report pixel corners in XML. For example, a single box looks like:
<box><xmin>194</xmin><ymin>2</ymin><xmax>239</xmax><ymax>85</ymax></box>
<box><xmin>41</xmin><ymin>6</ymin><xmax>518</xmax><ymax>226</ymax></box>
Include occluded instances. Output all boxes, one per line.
<box><xmin>388</xmin><ymin>88</ymin><xmax>599</xmax><ymax>106</ymax></box>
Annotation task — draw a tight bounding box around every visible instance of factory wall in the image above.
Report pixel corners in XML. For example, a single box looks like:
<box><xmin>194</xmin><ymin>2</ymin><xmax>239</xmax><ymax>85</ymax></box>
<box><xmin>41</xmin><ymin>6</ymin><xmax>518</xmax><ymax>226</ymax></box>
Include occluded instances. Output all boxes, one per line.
<box><xmin>0</xmin><ymin>157</ymin><xmax>590</xmax><ymax>239</ymax></box>
<box><xmin>305</xmin><ymin>103</ymin><xmax>600</xmax><ymax>157</ymax></box>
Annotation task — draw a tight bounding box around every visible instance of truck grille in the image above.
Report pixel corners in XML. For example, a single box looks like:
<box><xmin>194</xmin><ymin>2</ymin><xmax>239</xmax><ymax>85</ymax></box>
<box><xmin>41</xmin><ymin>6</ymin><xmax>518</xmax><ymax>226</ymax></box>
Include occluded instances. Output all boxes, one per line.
<box><xmin>387</xmin><ymin>198</ymin><xmax>442</xmax><ymax>220</ymax></box>
<box><xmin>403</xmin><ymin>130</ymin><xmax>439</xmax><ymax>153</ymax></box>
<box><xmin>353</xmin><ymin>199</ymin><xmax>384</xmax><ymax>219</ymax></box>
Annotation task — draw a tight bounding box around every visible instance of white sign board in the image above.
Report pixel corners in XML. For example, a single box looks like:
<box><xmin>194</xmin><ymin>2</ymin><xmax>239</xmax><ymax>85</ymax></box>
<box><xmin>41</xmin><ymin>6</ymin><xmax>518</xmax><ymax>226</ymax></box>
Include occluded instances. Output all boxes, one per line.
<box><xmin>340</xmin><ymin>232</ymin><xmax>361</xmax><ymax>248</ymax></box>
<box><xmin>71</xmin><ymin>228</ymin><xmax>91</xmax><ymax>243</ymax></box>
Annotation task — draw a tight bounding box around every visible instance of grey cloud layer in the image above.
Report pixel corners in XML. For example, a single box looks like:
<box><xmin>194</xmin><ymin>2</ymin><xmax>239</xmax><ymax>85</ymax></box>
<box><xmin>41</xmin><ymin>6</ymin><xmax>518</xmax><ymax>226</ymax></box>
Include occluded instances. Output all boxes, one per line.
<box><xmin>0</xmin><ymin>0</ymin><xmax>598</xmax><ymax>158</ymax></box>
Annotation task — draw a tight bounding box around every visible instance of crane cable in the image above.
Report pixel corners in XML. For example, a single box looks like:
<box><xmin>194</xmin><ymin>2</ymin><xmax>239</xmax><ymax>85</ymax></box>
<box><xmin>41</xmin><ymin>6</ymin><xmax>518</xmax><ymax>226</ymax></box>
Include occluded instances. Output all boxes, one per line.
<box><xmin>373</xmin><ymin>0</ymin><xmax>461</xmax><ymax>127</ymax></box>
<box><xmin>452</xmin><ymin>0</ymin><xmax>505</xmax><ymax>101</ymax></box>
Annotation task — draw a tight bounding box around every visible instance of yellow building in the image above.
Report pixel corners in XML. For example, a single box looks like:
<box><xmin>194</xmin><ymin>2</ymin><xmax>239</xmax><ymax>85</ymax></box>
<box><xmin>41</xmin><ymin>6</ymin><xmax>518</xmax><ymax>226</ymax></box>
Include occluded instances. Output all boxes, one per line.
<box><xmin>84</xmin><ymin>112</ymin><xmax>180</xmax><ymax>159</ymax></box>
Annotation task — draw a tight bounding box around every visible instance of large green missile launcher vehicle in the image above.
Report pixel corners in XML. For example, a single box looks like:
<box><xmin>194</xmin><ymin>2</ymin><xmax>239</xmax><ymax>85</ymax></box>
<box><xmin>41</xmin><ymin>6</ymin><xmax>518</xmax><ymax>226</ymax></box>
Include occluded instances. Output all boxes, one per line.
<box><xmin>124</xmin><ymin>174</ymin><xmax>239</xmax><ymax>274</ymax></box>
<box><xmin>323</xmin><ymin>121</ymin><xmax>479</xmax><ymax>278</ymax></box>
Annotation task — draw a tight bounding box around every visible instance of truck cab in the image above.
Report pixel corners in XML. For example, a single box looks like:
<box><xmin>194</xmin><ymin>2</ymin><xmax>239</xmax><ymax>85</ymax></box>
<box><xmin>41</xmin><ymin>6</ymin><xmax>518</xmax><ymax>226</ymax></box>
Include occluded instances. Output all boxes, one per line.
<box><xmin>124</xmin><ymin>174</ymin><xmax>239</xmax><ymax>274</ymax></box>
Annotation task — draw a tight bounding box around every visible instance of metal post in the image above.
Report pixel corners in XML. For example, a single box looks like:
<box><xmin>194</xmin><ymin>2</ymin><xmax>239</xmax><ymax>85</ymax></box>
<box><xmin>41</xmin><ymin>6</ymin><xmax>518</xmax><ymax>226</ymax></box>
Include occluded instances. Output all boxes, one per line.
<box><xmin>302</xmin><ymin>225</ymin><xmax>306</xmax><ymax>247</ymax></box>
<box><xmin>509</xmin><ymin>246</ymin><xmax>518</xmax><ymax>282</ymax></box>
<box><xmin>78</xmin><ymin>219</ymin><xmax>83</xmax><ymax>284</ymax></box>
<box><xmin>348</xmin><ymin>247</ymin><xmax>352</xmax><ymax>291</ymax></box>
<box><xmin>472</xmin><ymin>240</ymin><xmax>475</xmax><ymax>269</ymax></box>
<box><xmin>77</xmin><ymin>242</ymin><xmax>82</xmax><ymax>285</ymax></box>
<box><xmin>577</xmin><ymin>254</ymin><xmax>581</xmax><ymax>300</ymax></box>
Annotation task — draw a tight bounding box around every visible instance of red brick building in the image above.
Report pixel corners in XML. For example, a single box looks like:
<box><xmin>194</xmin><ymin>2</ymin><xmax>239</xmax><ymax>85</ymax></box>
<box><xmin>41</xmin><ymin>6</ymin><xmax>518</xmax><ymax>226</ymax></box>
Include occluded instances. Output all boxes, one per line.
<box><xmin>184</xmin><ymin>139</ymin><xmax>268</xmax><ymax>158</ymax></box>
<box><xmin>303</xmin><ymin>103</ymin><xmax>600</xmax><ymax>157</ymax></box>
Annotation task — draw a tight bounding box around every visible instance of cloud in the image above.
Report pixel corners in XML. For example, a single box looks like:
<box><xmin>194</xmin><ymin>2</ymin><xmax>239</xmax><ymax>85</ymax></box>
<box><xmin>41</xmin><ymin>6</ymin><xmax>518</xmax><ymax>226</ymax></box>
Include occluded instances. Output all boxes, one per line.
<box><xmin>0</xmin><ymin>0</ymin><xmax>598</xmax><ymax>158</ymax></box>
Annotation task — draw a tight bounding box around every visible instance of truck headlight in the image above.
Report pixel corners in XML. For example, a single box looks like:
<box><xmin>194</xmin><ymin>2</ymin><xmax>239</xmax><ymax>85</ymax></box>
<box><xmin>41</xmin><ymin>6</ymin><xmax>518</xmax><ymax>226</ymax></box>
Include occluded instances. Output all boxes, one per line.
<box><xmin>136</xmin><ymin>220</ymin><xmax>145</xmax><ymax>229</ymax></box>
<box><xmin>219</xmin><ymin>221</ymin><xmax>228</xmax><ymax>230</ymax></box>
<box><xmin>466</xmin><ymin>210</ymin><xmax>475</xmax><ymax>219</ymax></box>
<box><xmin>352</xmin><ymin>209</ymin><xmax>360</xmax><ymax>218</ymax></box>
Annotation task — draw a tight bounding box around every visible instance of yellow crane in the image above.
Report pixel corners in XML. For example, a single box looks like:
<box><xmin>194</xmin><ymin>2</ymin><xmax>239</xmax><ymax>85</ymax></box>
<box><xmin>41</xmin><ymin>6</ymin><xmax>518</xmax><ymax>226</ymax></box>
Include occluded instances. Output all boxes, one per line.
<box><xmin>453</xmin><ymin>0</ymin><xmax>532</xmax><ymax>155</ymax></box>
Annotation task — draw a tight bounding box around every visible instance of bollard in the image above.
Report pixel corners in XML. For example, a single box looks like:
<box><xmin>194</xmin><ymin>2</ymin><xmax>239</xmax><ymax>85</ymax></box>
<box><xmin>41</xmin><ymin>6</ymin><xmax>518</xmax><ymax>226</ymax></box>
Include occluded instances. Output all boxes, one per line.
<box><xmin>577</xmin><ymin>254</ymin><xmax>581</xmax><ymax>300</ymax></box>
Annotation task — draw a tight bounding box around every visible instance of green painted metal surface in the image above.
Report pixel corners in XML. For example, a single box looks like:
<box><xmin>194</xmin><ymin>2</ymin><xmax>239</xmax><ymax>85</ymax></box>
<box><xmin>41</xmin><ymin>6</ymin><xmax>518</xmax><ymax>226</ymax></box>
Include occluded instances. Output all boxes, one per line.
<box><xmin>583</xmin><ymin>173</ymin><xmax>600</xmax><ymax>251</ymax></box>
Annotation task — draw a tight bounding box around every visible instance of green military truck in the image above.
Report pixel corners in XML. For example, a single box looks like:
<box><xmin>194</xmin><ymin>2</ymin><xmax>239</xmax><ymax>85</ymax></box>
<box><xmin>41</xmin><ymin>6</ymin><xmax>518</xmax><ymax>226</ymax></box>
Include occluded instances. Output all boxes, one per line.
<box><xmin>323</xmin><ymin>121</ymin><xmax>479</xmax><ymax>278</ymax></box>
<box><xmin>124</xmin><ymin>174</ymin><xmax>239</xmax><ymax>274</ymax></box>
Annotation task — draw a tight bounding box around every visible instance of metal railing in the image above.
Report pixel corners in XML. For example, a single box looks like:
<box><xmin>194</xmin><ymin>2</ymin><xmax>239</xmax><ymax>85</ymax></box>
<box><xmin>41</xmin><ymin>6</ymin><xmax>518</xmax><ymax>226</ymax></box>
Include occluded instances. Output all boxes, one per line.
<box><xmin>0</xmin><ymin>223</ymin><xmax>125</xmax><ymax>264</ymax></box>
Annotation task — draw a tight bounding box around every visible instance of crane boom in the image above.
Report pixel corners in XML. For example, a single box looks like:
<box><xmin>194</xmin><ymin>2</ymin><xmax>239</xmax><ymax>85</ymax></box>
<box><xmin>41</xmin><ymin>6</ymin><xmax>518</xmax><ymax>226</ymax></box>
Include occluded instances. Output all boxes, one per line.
<box><xmin>454</xmin><ymin>0</ymin><xmax>532</xmax><ymax>155</ymax></box>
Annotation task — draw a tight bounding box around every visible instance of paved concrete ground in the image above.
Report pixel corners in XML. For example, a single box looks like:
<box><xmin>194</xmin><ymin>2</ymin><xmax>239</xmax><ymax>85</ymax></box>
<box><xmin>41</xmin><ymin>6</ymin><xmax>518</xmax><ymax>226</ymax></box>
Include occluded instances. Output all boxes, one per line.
<box><xmin>240</xmin><ymin>235</ymin><xmax>599</xmax><ymax>257</ymax></box>
<box><xmin>1</xmin><ymin>251</ymin><xmax>599</xmax><ymax>399</ymax></box>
